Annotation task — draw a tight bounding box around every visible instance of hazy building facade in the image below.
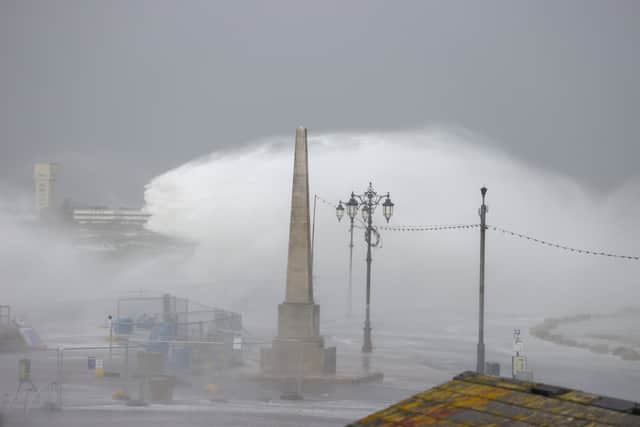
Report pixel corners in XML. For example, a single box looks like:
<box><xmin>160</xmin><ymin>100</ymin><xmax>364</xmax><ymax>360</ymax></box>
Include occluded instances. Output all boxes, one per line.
<box><xmin>33</xmin><ymin>162</ymin><xmax>58</xmax><ymax>215</ymax></box>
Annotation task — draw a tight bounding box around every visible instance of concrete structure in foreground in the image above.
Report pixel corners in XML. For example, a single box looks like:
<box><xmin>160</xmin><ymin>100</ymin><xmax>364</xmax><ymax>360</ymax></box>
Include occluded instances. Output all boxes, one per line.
<box><xmin>348</xmin><ymin>371</ymin><xmax>640</xmax><ymax>426</ymax></box>
<box><xmin>261</xmin><ymin>127</ymin><xmax>336</xmax><ymax>377</ymax></box>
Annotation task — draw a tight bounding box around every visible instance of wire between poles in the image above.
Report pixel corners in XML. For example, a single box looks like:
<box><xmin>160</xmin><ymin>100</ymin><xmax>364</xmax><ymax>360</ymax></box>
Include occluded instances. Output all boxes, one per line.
<box><xmin>315</xmin><ymin>196</ymin><xmax>337</xmax><ymax>207</ymax></box>
<box><xmin>488</xmin><ymin>225</ymin><xmax>639</xmax><ymax>261</ymax></box>
<box><xmin>314</xmin><ymin>194</ymin><xmax>639</xmax><ymax>261</ymax></box>
<box><xmin>379</xmin><ymin>224</ymin><xmax>480</xmax><ymax>232</ymax></box>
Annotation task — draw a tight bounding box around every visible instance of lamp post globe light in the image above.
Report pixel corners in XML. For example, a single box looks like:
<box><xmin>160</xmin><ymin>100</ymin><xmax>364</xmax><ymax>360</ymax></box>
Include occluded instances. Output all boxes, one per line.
<box><xmin>346</xmin><ymin>196</ymin><xmax>359</xmax><ymax>220</ymax></box>
<box><xmin>337</xmin><ymin>182</ymin><xmax>394</xmax><ymax>353</ymax></box>
<box><xmin>335</xmin><ymin>201</ymin><xmax>345</xmax><ymax>222</ymax></box>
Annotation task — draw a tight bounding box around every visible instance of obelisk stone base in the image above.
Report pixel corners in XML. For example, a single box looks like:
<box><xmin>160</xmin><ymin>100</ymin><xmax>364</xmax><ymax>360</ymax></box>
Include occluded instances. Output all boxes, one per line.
<box><xmin>267</xmin><ymin>302</ymin><xmax>330</xmax><ymax>376</ymax></box>
<box><xmin>277</xmin><ymin>302</ymin><xmax>320</xmax><ymax>338</ymax></box>
<box><xmin>271</xmin><ymin>338</ymin><xmax>327</xmax><ymax>376</ymax></box>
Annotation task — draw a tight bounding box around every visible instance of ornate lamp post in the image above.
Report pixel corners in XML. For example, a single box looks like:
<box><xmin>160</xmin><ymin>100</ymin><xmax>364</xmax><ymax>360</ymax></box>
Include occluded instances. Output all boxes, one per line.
<box><xmin>335</xmin><ymin>199</ymin><xmax>354</xmax><ymax>318</ymax></box>
<box><xmin>337</xmin><ymin>182</ymin><xmax>394</xmax><ymax>353</ymax></box>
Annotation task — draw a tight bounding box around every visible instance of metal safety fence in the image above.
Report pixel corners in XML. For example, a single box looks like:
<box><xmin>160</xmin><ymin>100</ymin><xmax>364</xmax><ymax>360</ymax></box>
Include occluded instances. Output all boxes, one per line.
<box><xmin>0</xmin><ymin>336</ymin><xmax>239</xmax><ymax>424</ymax></box>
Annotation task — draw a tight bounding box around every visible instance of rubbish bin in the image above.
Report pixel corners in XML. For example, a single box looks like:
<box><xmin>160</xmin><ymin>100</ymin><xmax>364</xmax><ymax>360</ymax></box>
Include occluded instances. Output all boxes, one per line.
<box><xmin>88</xmin><ymin>356</ymin><xmax>96</xmax><ymax>370</ymax></box>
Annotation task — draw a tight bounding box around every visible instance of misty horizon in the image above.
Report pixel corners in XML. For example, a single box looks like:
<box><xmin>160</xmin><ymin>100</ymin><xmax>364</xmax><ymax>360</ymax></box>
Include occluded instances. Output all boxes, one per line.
<box><xmin>2</xmin><ymin>1</ymin><xmax>640</xmax><ymax>206</ymax></box>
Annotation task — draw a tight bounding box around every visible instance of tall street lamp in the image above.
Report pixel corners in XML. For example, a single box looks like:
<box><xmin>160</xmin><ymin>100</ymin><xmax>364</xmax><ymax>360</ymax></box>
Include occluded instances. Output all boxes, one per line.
<box><xmin>337</xmin><ymin>182</ymin><xmax>394</xmax><ymax>353</ymax></box>
<box><xmin>335</xmin><ymin>199</ymin><xmax>355</xmax><ymax>318</ymax></box>
<box><xmin>476</xmin><ymin>187</ymin><xmax>488</xmax><ymax>373</ymax></box>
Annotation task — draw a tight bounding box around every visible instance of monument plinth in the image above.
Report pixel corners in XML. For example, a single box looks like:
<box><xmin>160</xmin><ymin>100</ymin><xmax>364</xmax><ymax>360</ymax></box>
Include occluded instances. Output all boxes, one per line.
<box><xmin>261</xmin><ymin>127</ymin><xmax>336</xmax><ymax>377</ymax></box>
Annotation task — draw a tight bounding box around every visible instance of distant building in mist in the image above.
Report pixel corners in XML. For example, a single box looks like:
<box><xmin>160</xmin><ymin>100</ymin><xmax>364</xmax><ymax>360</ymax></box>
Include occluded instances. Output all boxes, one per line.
<box><xmin>31</xmin><ymin>162</ymin><xmax>190</xmax><ymax>254</ymax></box>
<box><xmin>67</xmin><ymin>206</ymin><xmax>193</xmax><ymax>254</ymax></box>
<box><xmin>33</xmin><ymin>162</ymin><xmax>58</xmax><ymax>216</ymax></box>
<box><xmin>68</xmin><ymin>206</ymin><xmax>164</xmax><ymax>253</ymax></box>
<box><xmin>71</xmin><ymin>207</ymin><xmax>150</xmax><ymax>227</ymax></box>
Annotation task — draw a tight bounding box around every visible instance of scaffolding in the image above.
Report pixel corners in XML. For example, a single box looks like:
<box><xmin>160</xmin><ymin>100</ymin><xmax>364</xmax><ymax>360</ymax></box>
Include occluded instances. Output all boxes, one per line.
<box><xmin>113</xmin><ymin>293</ymin><xmax>243</xmax><ymax>371</ymax></box>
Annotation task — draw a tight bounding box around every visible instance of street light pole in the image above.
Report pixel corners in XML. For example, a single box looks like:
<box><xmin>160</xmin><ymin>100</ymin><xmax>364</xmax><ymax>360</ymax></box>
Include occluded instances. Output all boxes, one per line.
<box><xmin>476</xmin><ymin>187</ymin><xmax>488</xmax><ymax>374</ymax></box>
<box><xmin>108</xmin><ymin>315</ymin><xmax>113</xmax><ymax>362</ymax></box>
<box><xmin>311</xmin><ymin>194</ymin><xmax>318</xmax><ymax>268</ymax></box>
<box><xmin>337</xmin><ymin>183</ymin><xmax>394</xmax><ymax>354</ymax></box>
<box><xmin>363</xmin><ymin>199</ymin><xmax>374</xmax><ymax>353</ymax></box>
<box><xmin>347</xmin><ymin>216</ymin><xmax>354</xmax><ymax>318</ymax></box>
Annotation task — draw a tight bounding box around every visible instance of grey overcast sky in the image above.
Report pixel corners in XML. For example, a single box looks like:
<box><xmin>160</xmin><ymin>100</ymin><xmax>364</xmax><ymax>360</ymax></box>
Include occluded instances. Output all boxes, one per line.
<box><xmin>1</xmin><ymin>0</ymin><xmax>638</xmax><ymax>205</ymax></box>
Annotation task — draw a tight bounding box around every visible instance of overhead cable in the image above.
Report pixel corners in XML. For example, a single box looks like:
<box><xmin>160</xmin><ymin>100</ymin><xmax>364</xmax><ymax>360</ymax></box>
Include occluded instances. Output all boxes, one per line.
<box><xmin>315</xmin><ymin>194</ymin><xmax>639</xmax><ymax>261</ymax></box>
<box><xmin>489</xmin><ymin>226</ymin><xmax>639</xmax><ymax>261</ymax></box>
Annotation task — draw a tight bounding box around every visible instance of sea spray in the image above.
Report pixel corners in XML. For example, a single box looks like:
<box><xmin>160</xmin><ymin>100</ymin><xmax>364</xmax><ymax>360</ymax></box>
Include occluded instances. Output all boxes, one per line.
<box><xmin>143</xmin><ymin>129</ymin><xmax>640</xmax><ymax>321</ymax></box>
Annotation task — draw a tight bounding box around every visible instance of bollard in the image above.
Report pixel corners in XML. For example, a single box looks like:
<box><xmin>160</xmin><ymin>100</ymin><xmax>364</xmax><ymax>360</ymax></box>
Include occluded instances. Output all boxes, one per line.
<box><xmin>95</xmin><ymin>359</ymin><xmax>104</xmax><ymax>378</ymax></box>
<box><xmin>18</xmin><ymin>359</ymin><xmax>31</xmax><ymax>384</ymax></box>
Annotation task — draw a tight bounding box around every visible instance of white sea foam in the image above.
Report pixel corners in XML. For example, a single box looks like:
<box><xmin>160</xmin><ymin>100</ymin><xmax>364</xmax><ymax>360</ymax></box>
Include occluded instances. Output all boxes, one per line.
<box><xmin>143</xmin><ymin>128</ymin><xmax>640</xmax><ymax>319</ymax></box>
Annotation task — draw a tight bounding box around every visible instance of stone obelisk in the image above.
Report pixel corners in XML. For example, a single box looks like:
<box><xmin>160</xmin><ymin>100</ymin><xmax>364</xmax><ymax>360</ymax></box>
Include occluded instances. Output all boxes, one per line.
<box><xmin>263</xmin><ymin>127</ymin><xmax>335</xmax><ymax>377</ymax></box>
<box><xmin>284</xmin><ymin>127</ymin><xmax>314</xmax><ymax>305</ymax></box>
